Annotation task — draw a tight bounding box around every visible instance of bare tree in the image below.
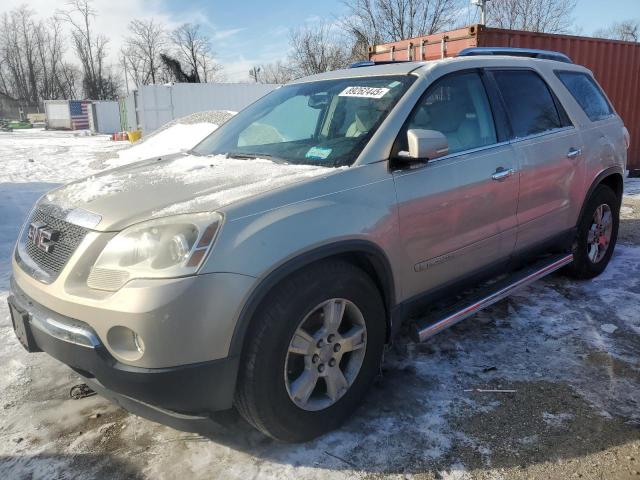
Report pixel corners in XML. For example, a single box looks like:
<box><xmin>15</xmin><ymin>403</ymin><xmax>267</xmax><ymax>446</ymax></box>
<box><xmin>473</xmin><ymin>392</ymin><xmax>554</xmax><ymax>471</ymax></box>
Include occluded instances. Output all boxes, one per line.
<box><xmin>0</xmin><ymin>6</ymin><xmax>78</xmax><ymax>103</ymax></box>
<box><xmin>122</xmin><ymin>19</ymin><xmax>166</xmax><ymax>86</ymax></box>
<box><xmin>485</xmin><ymin>0</ymin><xmax>577</xmax><ymax>33</ymax></box>
<box><xmin>594</xmin><ymin>19</ymin><xmax>640</xmax><ymax>42</ymax></box>
<box><xmin>0</xmin><ymin>7</ymin><xmax>40</xmax><ymax>104</ymax></box>
<box><xmin>341</xmin><ymin>0</ymin><xmax>464</xmax><ymax>59</ymax></box>
<box><xmin>57</xmin><ymin>62</ymin><xmax>81</xmax><ymax>99</ymax></box>
<box><xmin>259</xmin><ymin>60</ymin><xmax>295</xmax><ymax>84</ymax></box>
<box><xmin>249</xmin><ymin>66</ymin><xmax>261</xmax><ymax>82</ymax></box>
<box><xmin>58</xmin><ymin>0</ymin><xmax>119</xmax><ymax>99</ymax></box>
<box><xmin>35</xmin><ymin>17</ymin><xmax>77</xmax><ymax>100</ymax></box>
<box><xmin>289</xmin><ymin>24</ymin><xmax>352</xmax><ymax>77</ymax></box>
<box><xmin>170</xmin><ymin>23</ymin><xmax>223</xmax><ymax>82</ymax></box>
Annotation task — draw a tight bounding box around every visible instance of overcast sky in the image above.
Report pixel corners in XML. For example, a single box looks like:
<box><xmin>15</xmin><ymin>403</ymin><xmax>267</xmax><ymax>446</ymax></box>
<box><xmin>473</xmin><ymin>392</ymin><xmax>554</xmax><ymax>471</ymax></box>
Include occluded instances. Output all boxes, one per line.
<box><xmin>2</xmin><ymin>0</ymin><xmax>639</xmax><ymax>82</ymax></box>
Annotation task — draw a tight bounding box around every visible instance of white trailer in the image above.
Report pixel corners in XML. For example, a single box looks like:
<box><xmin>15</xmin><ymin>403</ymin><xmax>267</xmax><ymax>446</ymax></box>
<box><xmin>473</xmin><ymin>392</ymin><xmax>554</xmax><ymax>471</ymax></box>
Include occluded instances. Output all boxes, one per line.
<box><xmin>44</xmin><ymin>100</ymin><xmax>72</xmax><ymax>129</ymax></box>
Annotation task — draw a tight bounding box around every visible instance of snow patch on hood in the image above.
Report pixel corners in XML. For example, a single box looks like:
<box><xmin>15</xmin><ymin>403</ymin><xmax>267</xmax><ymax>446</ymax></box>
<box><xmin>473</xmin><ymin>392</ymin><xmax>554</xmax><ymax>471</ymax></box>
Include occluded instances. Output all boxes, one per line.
<box><xmin>152</xmin><ymin>155</ymin><xmax>336</xmax><ymax>216</ymax></box>
<box><xmin>46</xmin><ymin>153</ymin><xmax>333</xmax><ymax>217</ymax></box>
<box><xmin>50</xmin><ymin>173</ymin><xmax>127</xmax><ymax>205</ymax></box>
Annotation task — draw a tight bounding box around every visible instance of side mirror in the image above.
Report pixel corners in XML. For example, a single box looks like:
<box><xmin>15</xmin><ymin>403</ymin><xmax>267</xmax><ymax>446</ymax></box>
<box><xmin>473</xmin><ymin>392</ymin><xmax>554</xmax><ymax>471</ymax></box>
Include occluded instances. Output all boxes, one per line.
<box><xmin>400</xmin><ymin>129</ymin><xmax>448</xmax><ymax>161</ymax></box>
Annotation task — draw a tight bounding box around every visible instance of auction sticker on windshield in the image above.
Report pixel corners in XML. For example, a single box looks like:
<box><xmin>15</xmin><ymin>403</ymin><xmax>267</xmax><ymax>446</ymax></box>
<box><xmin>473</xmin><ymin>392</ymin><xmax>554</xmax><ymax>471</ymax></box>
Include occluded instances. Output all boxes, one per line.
<box><xmin>305</xmin><ymin>146</ymin><xmax>332</xmax><ymax>160</ymax></box>
<box><xmin>339</xmin><ymin>86</ymin><xmax>390</xmax><ymax>99</ymax></box>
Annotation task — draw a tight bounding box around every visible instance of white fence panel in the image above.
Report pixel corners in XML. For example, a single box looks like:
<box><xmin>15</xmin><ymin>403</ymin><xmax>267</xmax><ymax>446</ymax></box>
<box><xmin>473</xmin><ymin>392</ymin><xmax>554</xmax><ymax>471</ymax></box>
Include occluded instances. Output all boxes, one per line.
<box><xmin>136</xmin><ymin>83</ymin><xmax>279</xmax><ymax>134</ymax></box>
<box><xmin>138</xmin><ymin>85</ymin><xmax>174</xmax><ymax>134</ymax></box>
<box><xmin>93</xmin><ymin>101</ymin><xmax>121</xmax><ymax>134</ymax></box>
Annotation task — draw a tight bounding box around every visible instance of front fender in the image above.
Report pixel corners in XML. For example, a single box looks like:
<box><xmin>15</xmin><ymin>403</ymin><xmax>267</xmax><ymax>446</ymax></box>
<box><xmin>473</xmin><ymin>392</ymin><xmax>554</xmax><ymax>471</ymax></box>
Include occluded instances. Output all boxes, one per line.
<box><xmin>200</xmin><ymin>161</ymin><xmax>404</xmax><ymax>356</ymax></box>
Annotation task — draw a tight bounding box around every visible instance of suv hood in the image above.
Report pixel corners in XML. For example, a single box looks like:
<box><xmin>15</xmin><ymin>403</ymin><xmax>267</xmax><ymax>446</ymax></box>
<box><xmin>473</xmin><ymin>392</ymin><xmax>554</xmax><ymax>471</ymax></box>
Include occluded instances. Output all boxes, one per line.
<box><xmin>43</xmin><ymin>153</ymin><xmax>332</xmax><ymax>231</ymax></box>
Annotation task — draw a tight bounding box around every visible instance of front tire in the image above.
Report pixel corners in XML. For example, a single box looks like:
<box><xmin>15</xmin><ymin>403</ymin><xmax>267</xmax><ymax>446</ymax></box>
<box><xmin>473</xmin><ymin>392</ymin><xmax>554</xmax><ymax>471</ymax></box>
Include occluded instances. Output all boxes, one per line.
<box><xmin>235</xmin><ymin>260</ymin><xmax>386</xmax><ymax>442</ymax></box>
<box><xmin>567</xmin><ymin>184</ymin><xmax>619</xmax><ymax>279</ymax></box>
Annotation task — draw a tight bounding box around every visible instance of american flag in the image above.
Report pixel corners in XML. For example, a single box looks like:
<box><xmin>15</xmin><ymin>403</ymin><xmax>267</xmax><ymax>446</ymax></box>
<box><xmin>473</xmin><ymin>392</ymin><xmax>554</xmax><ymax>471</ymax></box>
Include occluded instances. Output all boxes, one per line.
<box><xmin>70</xmin><ymin>100</ymin><xmax>90</xmax><ymax>130</ymax></box>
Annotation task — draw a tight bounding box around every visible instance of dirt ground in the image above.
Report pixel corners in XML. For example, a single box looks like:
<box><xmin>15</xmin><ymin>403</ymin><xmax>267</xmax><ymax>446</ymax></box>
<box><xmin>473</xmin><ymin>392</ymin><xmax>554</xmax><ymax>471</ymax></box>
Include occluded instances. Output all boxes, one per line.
<box><xmin>0</xmin><ymin>131</ymin><xmax>639</xmax><ymax>479</ymax></box>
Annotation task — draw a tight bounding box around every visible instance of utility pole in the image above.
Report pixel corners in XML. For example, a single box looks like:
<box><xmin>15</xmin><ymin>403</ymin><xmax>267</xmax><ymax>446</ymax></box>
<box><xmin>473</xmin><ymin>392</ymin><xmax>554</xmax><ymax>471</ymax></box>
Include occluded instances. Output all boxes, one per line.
<box><xmin>471</xmin><ymin>0</ymin><xmax>490</xmax><ymax>25</ymax></box>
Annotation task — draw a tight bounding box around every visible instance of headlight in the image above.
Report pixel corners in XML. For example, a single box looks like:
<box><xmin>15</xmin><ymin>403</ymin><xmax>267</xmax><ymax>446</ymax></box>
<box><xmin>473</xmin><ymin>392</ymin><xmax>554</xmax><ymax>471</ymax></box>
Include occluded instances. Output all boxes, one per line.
<box><xmin>87</xmin><ymin>212</ymin><xmax>222</xmax><ymax>291</ymax></box>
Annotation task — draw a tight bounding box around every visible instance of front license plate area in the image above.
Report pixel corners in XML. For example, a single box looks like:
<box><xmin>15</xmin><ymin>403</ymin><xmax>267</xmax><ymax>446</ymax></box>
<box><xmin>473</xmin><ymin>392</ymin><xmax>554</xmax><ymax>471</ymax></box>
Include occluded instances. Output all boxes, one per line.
<box><xmin>8</xmin><ymin>299</ymin><xmax>40</xmax><ymax>352</ymax></box>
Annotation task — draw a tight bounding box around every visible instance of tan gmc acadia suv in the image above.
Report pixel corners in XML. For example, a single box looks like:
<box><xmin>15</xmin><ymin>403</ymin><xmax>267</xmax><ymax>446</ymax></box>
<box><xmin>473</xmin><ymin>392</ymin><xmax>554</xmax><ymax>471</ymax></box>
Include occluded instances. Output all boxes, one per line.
<box><xmin>8</xmin><ymin>48</ymin><xmax>630</xmax><ymax>442</ymax></box>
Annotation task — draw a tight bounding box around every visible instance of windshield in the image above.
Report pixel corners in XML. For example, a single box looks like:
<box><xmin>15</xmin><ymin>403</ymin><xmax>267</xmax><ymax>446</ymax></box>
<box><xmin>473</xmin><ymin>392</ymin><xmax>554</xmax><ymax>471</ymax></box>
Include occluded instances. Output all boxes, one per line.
<box><xmin>192</xmin><ymin>75</ymin><xmax>415</xmax><ymax>167</ymax></box>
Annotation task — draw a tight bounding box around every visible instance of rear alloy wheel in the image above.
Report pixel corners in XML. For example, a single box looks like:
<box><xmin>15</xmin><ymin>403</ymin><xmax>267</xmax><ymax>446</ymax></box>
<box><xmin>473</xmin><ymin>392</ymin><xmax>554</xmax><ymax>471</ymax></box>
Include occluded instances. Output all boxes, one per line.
<box><xmin>235</xmin><ymin>260</ymin><xmax>386</xmax><ymax>442</ymax></box>
<box><xmin>567</xmin><ymin>184</ymin><xmax>619</xmax><ymax>279</ymax></box>
<box><xmin>586</xmin><ymin>203</ymin><xmax>613</xmax><ymax>264</ymax></box>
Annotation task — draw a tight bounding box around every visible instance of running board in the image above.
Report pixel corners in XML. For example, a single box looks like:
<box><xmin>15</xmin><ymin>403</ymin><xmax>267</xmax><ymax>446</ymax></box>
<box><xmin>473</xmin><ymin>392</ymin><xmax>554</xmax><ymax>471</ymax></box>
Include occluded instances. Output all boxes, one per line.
<box><xmin>412</xmin><ymin>253</ymin><xmax>573</xmax><ymax>342</ymax></box>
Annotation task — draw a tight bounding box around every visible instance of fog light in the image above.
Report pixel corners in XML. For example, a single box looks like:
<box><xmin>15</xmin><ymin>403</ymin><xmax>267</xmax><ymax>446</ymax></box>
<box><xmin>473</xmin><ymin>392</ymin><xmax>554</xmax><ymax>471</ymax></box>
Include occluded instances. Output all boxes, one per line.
<box><xmin>107</xmin><ymin>326</ymin><xmax>145</xmax><ymax>361</ymax></box>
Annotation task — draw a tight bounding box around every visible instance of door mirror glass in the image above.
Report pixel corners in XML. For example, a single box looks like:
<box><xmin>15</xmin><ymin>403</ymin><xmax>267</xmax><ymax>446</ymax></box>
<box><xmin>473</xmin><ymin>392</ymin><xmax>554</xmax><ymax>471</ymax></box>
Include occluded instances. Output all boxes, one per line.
<box><xmin>400</xmin><ymin>129</ymin><xmax>449</xmax><ymax>161</ymax></box>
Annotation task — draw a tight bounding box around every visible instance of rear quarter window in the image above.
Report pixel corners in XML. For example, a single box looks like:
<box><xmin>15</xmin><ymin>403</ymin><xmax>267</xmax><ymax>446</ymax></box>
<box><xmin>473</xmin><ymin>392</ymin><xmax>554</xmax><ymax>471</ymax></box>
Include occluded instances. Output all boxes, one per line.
<box><xmin>556</xmin><ymin>71</ymin><xmax>613</xmax><ymax>122</ymax></box>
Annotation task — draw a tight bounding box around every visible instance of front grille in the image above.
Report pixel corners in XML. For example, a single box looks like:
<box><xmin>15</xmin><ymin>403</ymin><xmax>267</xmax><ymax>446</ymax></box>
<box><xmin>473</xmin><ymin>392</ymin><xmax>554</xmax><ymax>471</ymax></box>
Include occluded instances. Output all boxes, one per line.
<box><xmin>18</xmin><ymin>207</ymin><xmax>89</xmax><ymax>280</ymax></box>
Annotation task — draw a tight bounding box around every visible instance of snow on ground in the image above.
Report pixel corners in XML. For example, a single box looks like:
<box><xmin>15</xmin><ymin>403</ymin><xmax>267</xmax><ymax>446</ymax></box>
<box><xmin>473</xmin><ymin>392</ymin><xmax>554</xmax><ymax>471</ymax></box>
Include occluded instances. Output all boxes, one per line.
<box><xmin>0</xmin><ymin>129</ymin><xmax>639</xmax><ymax>479</ymax></box>
<box><xmin>0</xmin><ymin>129</ymin><xmax>128</xmax><ymax>184</ymax></box>
<box><xmin>626</xmin><ymin>176</ymin><xmax>640</xmax><ymax>198</ymax></box>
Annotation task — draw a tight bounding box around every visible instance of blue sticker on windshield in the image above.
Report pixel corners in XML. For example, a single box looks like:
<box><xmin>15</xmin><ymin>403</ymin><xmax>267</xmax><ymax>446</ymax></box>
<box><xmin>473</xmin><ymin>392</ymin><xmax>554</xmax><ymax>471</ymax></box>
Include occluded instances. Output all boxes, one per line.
<box><xmin>305</xmin><ymin>146</ymin><xmax>332</xmax><ymax>160</ymax></box>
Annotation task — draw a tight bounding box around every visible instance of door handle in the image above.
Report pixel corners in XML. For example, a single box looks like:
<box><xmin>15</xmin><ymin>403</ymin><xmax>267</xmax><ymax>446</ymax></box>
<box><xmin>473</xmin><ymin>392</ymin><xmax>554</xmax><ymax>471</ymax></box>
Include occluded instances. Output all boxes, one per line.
<box><xmin>567</xmin><ymin>148</ymin><xmax>582</xmax><ymax>159</ymax></box>
<box><xmin>491</xmin><ymin>167</ymin><xmax>514</xmax><ymax>181</ymax></box>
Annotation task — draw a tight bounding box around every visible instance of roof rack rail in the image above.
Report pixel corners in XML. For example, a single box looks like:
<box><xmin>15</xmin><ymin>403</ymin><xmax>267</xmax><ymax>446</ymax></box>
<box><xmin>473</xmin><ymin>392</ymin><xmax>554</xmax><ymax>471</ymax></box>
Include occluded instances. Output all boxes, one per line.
<box><xmin>350</xmin><ymin>60</ymin><xmax>410</xmax><ymax>68</ymax></box>
<box><xmin>458</xmin><ymin>47</ymin><xmax>573</xmax><ymax>64</ymax></box>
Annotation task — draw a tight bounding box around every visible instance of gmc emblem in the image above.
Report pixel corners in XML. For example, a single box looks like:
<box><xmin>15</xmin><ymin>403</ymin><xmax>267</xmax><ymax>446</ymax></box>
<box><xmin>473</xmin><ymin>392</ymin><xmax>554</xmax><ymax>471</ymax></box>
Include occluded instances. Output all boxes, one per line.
<box><xmin>28</xmin><ymin>221</ymin><xmax>60</xmax><ymax>253</ymax></box>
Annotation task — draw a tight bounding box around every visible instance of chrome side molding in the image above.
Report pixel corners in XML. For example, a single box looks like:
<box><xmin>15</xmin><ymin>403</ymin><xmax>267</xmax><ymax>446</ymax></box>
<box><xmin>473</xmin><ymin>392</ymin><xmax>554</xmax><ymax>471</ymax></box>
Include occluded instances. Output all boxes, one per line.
<box><xmin>413</xmin><ymin>253</ymin><xmax>574</xmax><ymax>342</ymax></box>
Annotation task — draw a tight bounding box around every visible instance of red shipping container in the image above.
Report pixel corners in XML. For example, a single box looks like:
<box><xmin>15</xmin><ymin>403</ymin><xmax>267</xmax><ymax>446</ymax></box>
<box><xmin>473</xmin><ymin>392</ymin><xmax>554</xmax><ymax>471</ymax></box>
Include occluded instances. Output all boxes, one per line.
<box><xmin>369</xmin><ymin>25</ymin><xmax>640</xmax><ymax>173</ymax></box>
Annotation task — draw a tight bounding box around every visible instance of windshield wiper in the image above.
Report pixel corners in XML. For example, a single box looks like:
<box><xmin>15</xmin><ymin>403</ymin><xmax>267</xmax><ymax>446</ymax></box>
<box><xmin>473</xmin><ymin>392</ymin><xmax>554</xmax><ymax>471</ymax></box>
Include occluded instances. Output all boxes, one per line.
<box><xmin>226</xmin><ymin>152</ymin><xmax>265</xmax><ymax>160</ymax></box>
<box><xmin>226</xmin><ymin>152</ymin><xmax>289</xmax><ymax>164</ymax></box>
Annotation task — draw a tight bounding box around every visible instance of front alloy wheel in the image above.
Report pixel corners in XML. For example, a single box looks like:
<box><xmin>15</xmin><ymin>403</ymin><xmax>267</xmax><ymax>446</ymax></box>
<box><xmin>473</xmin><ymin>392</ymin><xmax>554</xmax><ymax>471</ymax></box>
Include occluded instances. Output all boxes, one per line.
<box><xmin>285</xmin><ymin>299</ymin><xmax>367</xmax><ymax>411</ymax></box>
<box><xmin>235</xmin><ymin>260</ymin><xmax>386</xmax><ymax>442</ymax></box>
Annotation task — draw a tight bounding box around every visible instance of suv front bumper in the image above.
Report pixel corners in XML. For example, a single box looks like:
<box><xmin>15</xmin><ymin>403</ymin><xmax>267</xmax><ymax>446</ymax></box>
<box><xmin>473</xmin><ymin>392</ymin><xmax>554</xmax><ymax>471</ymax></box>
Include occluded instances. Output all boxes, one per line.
<box><xmin>9</xmin><ymin>279</ymin><xmax>240</xmax><ymax>415</ymax></box>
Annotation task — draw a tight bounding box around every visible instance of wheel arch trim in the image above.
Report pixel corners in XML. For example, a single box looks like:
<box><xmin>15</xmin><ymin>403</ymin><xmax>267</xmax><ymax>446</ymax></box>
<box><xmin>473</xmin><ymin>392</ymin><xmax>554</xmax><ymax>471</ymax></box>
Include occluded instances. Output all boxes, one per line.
<box><xmin>577</xmin><ymin>167</ymin><xmax>624</xmax><ymax>224</ymax></box>
<box><xmin>228</xmin><ymin>240</ymin><xmax>397</xmax><ymax>358</ymax></box>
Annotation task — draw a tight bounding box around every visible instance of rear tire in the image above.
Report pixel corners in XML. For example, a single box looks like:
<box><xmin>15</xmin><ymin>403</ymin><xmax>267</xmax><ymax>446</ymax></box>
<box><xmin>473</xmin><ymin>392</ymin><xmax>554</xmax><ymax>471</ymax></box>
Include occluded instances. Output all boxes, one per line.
<box><xmin>567</xmin><ymin>184</ymin><xmax>619</xmax><ymax>279</ymax></box>
<box><xmin>235</xmin><ymin>260</ymin><xmax>386</xmax><ymax>442</ymax></box>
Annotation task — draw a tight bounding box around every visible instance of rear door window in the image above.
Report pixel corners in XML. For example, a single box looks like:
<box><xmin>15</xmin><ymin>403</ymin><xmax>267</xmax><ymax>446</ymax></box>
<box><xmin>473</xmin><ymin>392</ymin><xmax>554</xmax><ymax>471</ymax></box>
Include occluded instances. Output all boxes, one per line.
<box><xmin>556</xmin><ymin>71</ymin><xmax>613</xmax><ymax>122</ymax></box>
<box><xmin>493</xmin><ymin>70</ymin><xmax>564</xmax><ymax>138</ymax></box>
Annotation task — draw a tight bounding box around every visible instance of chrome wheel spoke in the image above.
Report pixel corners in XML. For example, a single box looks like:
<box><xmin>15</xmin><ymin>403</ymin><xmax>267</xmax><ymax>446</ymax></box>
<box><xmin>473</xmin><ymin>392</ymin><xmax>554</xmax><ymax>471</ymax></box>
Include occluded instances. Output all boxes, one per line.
<box><xmin>594</xmin><ymin>205</ymin><xmax>603</xmax><ymax>225</ymax></box>
<box><xmin>288</xmin><ymin>329</ymin><xmax>315</xmax><ymax>355</ymax></box>
<box><xmin>587</xmin><ymin>227</ymin><xmax>597</xmax><ymax>244</ymax></box>
<box><xmin>325</xmin><ymin>367</ymin><xmax>349</xmax><ymax>402</ymax></box>
<box><xmin>323</xmin><ymin>299</ymin><xmax>346</xmax><ymax>332</ymax></box>
<box><xmin>290</xmin><ymin>370</ymin><xmax>319</xmax><ymax>406</ymax></box>
<box><xmin>340</xmin><ymin>325</ymin><xmax>366</xmax><ymax>352</ymax></box>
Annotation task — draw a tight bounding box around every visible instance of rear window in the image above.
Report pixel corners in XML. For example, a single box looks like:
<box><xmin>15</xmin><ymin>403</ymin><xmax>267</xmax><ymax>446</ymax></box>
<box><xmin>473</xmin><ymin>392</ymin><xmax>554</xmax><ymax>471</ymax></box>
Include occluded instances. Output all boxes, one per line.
<box><xmin>556</xmin><ymin>71</ymin><xmax>613</xmax><ymax>122</ymax></box>
<box><xmin>493</xmin><ymin>70</ymin><xmax>564</xmax><ymax>138</ymax></box>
